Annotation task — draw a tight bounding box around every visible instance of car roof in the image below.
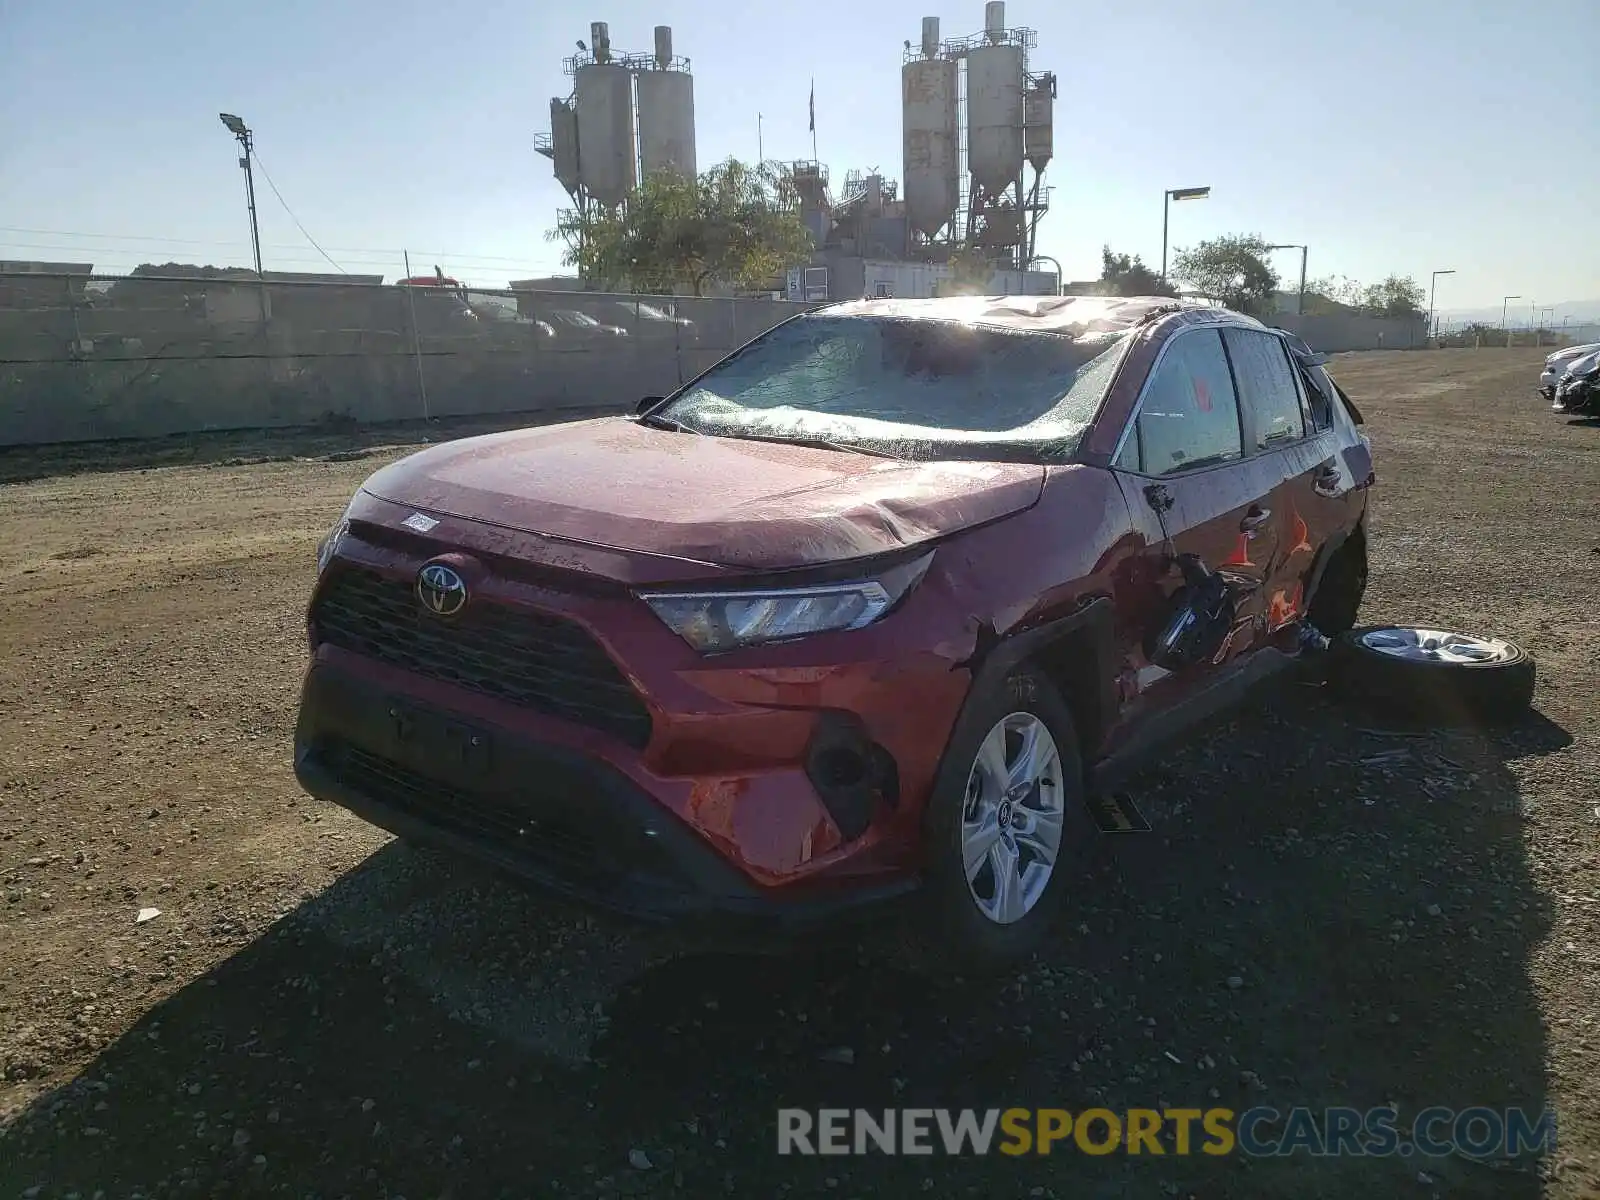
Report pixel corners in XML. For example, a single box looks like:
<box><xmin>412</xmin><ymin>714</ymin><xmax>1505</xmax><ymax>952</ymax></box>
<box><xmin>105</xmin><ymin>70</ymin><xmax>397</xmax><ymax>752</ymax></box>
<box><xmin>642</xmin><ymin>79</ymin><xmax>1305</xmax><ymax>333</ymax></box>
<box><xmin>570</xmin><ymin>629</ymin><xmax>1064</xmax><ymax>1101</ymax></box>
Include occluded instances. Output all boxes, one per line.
<box><xmin>817</xmin><ymin>294</ymin><xmax>1265</xmax><ymax>337</ymax></box>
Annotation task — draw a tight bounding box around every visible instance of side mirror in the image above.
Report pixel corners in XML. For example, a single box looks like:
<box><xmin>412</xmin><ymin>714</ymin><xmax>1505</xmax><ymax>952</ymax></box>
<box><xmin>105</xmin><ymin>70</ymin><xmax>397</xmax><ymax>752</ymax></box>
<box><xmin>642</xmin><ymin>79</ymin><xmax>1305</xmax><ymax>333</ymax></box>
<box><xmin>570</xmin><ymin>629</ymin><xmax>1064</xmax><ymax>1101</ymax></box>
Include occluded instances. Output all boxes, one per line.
<box><xmin>636</xmin><ymin>395</ymin><xmax>663</xmax><ymax>415</ymax></box>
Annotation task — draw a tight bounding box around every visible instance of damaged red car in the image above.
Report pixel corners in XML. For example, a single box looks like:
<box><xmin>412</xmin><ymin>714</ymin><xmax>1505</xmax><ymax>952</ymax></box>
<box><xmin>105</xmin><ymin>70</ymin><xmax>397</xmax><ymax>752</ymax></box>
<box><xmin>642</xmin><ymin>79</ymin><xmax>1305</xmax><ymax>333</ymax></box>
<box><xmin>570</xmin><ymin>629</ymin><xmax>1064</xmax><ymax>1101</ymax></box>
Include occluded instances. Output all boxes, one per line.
<box><xmin>294</xmin><ymin>295</ymin><xmax>1374</xmax><ymax>968</ymax></box>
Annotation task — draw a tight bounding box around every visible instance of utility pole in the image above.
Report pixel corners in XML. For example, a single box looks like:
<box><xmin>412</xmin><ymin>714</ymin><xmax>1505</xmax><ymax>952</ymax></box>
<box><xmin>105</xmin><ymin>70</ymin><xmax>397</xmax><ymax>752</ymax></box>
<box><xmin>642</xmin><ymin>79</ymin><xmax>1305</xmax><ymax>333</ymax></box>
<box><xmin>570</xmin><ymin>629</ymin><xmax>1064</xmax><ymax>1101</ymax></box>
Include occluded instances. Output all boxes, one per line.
<box><xmin>1427</xmin><ymin>269</ymin><xmax>1456</xmax><ymax>344</ymax></box>
<box><xmin>219</xmin><ymin>114</ymin><xmax>263</xmax><ymax>276</ymax></box>
<box><xmin>1160</xmin><ymin>186</ymin><xmax>1211</xmax><ymax>286</ymax></box>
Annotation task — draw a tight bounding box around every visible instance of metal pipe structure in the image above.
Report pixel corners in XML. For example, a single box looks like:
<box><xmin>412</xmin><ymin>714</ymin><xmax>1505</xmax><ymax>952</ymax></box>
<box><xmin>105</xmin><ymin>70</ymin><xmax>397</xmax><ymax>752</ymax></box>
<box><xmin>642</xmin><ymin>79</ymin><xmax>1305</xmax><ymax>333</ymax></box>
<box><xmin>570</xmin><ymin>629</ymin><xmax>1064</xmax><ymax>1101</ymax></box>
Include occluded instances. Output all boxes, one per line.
<box><xmin>1160</xmin><ymin>186</ymin><xmax>1210</xmax><ymax>285</ymax></box>
<box><xmin>1027</xmin><ymin>254</ymin><xmax>1062</xmax><ymax>295</ymax></box>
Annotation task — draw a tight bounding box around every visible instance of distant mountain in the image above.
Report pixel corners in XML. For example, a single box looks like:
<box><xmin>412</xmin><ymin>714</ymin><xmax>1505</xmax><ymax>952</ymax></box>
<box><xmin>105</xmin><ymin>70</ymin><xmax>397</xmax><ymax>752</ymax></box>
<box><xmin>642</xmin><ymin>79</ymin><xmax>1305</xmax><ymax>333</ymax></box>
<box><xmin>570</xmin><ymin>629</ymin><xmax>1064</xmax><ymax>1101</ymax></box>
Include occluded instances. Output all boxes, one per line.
<box><xmin>1438</xmin><ymin>299</ymin><xmax>1600</xmax><ymax>326</ymax></box>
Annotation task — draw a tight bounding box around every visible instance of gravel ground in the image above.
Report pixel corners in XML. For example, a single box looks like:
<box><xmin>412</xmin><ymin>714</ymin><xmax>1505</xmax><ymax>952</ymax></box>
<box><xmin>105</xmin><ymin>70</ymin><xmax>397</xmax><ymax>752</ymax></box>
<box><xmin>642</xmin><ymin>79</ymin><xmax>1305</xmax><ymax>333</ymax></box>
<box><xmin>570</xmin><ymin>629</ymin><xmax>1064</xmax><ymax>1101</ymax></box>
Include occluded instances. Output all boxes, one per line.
<box><xmin>1</xmin><ymin>348</ymin><xmax>1596</xmax><ymax>1199</ymax></box>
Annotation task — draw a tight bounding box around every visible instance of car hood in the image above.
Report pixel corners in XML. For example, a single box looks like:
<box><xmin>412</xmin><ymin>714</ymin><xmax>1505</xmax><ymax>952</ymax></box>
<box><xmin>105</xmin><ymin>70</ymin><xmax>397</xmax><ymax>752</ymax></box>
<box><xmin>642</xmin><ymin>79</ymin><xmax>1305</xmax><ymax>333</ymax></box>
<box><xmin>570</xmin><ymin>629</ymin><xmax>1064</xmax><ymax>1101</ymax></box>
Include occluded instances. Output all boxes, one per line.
<box><xmin>1548</xmin><ymin>342</ymin><xmax>1600</xmax><ymax>365</ymax></box>
<box><xmin>359</xmin><ymin>417</ymin><xmax>1045</xmax><ymax>571</ymax></box>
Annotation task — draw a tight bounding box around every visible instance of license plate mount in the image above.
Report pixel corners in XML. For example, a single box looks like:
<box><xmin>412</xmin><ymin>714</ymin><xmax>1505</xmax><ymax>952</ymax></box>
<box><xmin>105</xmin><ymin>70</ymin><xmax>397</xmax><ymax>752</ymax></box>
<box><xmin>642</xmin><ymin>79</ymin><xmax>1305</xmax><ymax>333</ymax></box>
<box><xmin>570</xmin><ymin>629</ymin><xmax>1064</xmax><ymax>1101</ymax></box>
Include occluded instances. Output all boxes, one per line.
<box><xmin>387</xmin><ymin>698</ymin><xmax>493</xmax><ymax>779</ymax></box>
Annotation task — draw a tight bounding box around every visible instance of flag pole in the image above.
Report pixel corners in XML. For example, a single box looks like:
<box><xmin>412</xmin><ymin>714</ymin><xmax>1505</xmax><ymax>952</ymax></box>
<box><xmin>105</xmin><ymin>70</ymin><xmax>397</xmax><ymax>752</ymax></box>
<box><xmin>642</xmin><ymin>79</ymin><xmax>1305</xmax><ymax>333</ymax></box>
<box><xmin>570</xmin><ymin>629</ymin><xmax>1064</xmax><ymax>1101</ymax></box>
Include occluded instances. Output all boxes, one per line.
<box><xmin>809</xmin><ymin>77</ymin><xmax>817</xmax><ymax>162</ymax></box>
<box><xmin>758</xmin><ymin>113</ymin><xmax>764</xmax><ymax>166</ymax></box>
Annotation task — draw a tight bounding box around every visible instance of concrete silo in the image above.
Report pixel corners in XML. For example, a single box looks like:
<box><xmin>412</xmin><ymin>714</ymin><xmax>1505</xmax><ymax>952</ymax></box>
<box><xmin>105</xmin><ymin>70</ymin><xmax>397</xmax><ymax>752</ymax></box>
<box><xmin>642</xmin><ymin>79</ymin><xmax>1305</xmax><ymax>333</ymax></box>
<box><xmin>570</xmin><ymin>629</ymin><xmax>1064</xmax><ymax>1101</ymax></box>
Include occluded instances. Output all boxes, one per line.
<box><xmin>636</xmin><ymin>26</ymin><xmax>697</xmax><ymax>180</ymax></box>
<box><xmin>902</xmin><ymin>17</ymin><xmax>960</xmax><ymax>239</ymax></box>
<box><xmin>964</xmin><ymin>3</ymin><xmax>1025</xmax><ymax>195</ymax></box>
<box><xmin>1024</xmin><ymin>72</ymin><xmax>1054</xmax><ymax>172</ymax></box>
<box><xmin>547</xmin><ymin>98</ymin><xmax>581</xmax><ymax>195</ymax></box>
<box><xmin>574</xmin><ymin>23</ymin><xmax>637</xmax><ymax>207</ymax></box>
<box><xmin>896</xmin><ymin>3</ymin><xmax>1053</xmax><ymax>271</ymax></box>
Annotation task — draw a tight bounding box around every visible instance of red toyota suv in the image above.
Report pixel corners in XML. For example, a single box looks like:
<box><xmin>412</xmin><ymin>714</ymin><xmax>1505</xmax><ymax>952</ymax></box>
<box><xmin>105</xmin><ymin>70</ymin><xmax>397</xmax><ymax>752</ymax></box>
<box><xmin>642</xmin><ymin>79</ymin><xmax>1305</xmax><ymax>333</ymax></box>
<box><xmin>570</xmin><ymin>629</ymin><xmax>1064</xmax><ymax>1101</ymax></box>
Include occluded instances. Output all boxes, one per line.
<box><xmin>294</xmin><ymin>295</ymin><xmax>1373</xmax><ymax>968</ymax></box>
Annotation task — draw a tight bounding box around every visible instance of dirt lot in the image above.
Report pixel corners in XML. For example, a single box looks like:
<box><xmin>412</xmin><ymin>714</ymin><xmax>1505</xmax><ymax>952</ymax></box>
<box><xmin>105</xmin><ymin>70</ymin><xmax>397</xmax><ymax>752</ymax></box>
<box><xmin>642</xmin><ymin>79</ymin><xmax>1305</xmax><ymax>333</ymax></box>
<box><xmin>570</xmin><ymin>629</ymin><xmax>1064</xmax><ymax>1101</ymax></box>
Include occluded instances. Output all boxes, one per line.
<box><xmin>1</xmin><ymin>348</ymin><xmax>1597</xmax><ymax>1199</ymax></box>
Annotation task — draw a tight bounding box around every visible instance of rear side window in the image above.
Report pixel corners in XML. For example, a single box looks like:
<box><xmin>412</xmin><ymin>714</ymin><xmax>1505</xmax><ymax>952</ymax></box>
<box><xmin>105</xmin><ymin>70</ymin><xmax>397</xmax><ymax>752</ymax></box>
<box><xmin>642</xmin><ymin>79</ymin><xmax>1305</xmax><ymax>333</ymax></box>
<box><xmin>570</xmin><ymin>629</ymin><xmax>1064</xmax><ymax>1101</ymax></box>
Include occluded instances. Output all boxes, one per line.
<box><xmin>1224</xmin><ymin>329</ymin><xmax>1306</xmax><ymax>449</ymax></box>
<box><xmin>1300</xmin><ymin>365</ymin><xmax>1336</xmax><ymax>432</ymax></box>
<box><xmin>1117</xmin><ymin>329</ymin><xmax>1243</xmax><ymax>475</ymax></box>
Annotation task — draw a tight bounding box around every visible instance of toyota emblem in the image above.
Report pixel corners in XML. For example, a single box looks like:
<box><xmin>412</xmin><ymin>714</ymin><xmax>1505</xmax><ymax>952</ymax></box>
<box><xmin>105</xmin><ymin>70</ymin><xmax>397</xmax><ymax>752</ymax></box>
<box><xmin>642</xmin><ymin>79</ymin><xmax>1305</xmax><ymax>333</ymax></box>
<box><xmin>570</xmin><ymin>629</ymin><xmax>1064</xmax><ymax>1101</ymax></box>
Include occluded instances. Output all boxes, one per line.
<box><xmin>416</xmin><ymin>562</ymin><xmax>468</xmax><ymax>616</ymax></box>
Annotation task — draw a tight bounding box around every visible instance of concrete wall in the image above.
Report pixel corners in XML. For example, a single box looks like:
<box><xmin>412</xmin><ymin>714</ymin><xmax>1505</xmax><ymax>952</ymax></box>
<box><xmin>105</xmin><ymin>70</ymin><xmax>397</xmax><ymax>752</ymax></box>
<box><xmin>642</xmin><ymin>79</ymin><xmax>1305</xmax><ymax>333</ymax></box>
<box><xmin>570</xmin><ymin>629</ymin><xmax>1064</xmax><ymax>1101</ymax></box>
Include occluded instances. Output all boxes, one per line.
<box><xmin>0</xmin><ymin>274</ymin><xmax>808</xmax><ymax>447</ymax></box>
<box><xmin>1270</xmin><ymin>311</ymin><xmax>1429</xmax><ymax>352</ymax></box>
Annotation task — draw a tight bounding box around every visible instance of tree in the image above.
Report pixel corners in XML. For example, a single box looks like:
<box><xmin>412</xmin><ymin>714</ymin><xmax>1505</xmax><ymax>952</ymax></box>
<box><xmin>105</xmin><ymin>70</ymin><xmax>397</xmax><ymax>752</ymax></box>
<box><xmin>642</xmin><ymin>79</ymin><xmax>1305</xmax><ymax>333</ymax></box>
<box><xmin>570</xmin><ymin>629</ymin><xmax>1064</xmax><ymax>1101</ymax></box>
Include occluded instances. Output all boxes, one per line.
<box><xmin>1303</xmin><ymin>274</ymin><xmax>1365</xmax><ymax>313</ymax></box>
<box><xmin>1097</xmin><ymin>245</ymin><xmax>1177</xmax><ymax>297</ymax></box>
<box><xmin>547</xmin><ymin>159</ymin><xmax>813</xmax><ymax>296</ymax></box>
<box><xmin>1359</xmin><ymin>274</ymin><xmax>1426</xmax><ymax>320</ymax></box>
<box><xmin>1170</xmin><ymin>234</ymin><xmax>1280</xmax><ymax>314</ymax></box>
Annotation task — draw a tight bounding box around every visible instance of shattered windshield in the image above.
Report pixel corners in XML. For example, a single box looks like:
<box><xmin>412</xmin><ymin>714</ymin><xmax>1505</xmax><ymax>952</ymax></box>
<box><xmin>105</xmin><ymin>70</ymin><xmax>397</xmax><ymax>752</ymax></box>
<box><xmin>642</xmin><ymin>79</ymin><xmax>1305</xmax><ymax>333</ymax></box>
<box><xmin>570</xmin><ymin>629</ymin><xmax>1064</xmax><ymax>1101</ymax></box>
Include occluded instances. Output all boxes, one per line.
<box><xmin>656</xmin><ymin>315</ymin><xmax>1132</xmax><ymax>461</ymax></box>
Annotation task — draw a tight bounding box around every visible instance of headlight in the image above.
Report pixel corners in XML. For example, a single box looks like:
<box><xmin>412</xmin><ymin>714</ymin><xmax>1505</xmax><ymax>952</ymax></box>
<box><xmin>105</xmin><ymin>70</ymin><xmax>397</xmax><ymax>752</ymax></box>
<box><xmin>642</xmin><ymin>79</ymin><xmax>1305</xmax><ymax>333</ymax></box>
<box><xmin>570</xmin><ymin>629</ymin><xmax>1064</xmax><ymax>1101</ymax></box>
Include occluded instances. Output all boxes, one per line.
<box><xmin>315</xmin><ymin>505</ymin><xmax>353</xmax><ymax>575</ymax></box>
<box><xmin>641</xmin><ymin>554</ymin><xmax>932</xmax><ymax>653</ymax></box>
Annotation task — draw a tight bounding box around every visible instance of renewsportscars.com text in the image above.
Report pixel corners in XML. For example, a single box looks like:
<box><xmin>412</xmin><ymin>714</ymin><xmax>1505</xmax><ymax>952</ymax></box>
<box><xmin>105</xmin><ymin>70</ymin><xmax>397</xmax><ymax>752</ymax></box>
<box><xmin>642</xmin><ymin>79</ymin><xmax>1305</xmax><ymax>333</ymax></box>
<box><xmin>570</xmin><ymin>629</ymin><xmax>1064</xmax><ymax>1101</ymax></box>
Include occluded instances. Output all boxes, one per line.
<box><xmin>777</xmin><ymin>1106</ymin><xmax>1556</xmax><ymax>1159</ymax></box>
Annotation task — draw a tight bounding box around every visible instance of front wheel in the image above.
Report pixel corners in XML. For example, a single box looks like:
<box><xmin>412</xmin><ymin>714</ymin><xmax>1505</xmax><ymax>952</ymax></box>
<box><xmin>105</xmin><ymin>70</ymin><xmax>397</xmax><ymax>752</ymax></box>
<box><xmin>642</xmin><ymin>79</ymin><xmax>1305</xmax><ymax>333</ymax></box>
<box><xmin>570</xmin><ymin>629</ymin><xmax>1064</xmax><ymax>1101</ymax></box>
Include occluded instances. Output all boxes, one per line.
<box><xmin>918</xmin><ymin>669</ymin><xmax>1095</xmax><ymax>973</ymax></box>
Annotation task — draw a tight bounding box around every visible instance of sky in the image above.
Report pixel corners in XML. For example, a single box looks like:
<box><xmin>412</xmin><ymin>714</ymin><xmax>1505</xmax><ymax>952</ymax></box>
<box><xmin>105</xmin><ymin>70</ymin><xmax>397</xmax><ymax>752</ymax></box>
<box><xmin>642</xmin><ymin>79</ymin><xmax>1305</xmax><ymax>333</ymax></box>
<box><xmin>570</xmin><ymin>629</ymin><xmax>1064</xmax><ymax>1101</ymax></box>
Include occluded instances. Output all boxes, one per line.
<box><xmin>2</xmin><ymin>0</ymin><xmax>1596</xmax><ymax>311</ymax></box>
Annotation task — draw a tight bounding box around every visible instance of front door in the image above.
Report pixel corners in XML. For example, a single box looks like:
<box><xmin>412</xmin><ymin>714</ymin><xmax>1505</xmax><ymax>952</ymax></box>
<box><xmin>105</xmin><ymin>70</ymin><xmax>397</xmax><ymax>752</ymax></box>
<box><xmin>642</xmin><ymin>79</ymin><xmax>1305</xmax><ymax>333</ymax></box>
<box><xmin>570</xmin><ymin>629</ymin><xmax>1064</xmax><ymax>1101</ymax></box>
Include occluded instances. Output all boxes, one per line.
<box><xmin>1106</xmin><ymin>326</ymin><xmax>1284</xmax><ymax>732</ymax></box>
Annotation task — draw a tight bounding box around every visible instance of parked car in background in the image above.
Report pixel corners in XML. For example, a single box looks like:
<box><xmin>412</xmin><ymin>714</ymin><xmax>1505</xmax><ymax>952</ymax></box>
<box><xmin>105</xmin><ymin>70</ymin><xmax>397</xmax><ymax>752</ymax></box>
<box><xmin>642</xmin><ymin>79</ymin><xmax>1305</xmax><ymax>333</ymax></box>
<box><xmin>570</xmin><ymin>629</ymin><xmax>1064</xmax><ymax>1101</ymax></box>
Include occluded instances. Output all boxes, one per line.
<box><xmin>544</xmin><ymin>309</ymin><xmax>629</xmax><ymax>340</ymax></box>
<box><xmin>1552</xmin><ymin>348</ymin><xmax>1600</xmax><ymax>415</ymax></box>
<box><xmin>293</xmin><ymin>295</ymin><xmax>1413</xmax><ymax>970</ymax></box>
<box><xmin>1539</xmin><ymin>342</ymin><xmax>1600</xmax><ymax>401</ymax></box>
<box><xmin>394</xmin><ymin>274</ymin><xmax>478</xmax><ymax>338</ymax></box>
<box><xmin>467</xmin><ymin>296</ymin><xmax>556</xmax><ymax>339</ymax></box>
<box><xmin>610</xmin><ymin>300</ymin><xmax>696</xmax><ymax>336</ymax></box>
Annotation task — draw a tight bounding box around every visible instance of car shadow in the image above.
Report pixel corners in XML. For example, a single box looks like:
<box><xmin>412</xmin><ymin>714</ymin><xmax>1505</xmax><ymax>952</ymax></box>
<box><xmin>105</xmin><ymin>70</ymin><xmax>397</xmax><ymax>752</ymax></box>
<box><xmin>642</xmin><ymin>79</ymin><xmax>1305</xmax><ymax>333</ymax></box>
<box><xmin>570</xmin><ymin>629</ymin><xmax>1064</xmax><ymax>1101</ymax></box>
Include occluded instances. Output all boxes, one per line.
<box><xmin>0</xmin><ymin>683</ymin><xmax>1565</xmax><ymax>1199</ymax></box>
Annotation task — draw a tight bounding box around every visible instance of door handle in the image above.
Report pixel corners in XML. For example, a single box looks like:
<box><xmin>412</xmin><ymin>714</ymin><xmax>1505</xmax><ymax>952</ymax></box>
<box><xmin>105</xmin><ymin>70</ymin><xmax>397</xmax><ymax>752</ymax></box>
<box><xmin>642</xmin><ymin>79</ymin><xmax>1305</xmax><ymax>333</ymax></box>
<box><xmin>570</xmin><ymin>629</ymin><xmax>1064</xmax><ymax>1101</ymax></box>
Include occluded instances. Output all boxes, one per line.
<box><xmin>1239</xmin><ymin>506</ymin><xmax>1271</xmax><ymax>534</ymax></box>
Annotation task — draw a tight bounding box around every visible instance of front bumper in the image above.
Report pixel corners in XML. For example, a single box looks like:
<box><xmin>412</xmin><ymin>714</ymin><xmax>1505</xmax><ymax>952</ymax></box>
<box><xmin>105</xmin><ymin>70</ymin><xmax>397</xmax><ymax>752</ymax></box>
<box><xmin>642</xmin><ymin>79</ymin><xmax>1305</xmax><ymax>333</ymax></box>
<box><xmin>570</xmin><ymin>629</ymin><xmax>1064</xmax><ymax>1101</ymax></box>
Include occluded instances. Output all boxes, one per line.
<box><xmin>294</xmin><ymin>664</ymin><xmax>919</xmax><ymax>927</ymax></box>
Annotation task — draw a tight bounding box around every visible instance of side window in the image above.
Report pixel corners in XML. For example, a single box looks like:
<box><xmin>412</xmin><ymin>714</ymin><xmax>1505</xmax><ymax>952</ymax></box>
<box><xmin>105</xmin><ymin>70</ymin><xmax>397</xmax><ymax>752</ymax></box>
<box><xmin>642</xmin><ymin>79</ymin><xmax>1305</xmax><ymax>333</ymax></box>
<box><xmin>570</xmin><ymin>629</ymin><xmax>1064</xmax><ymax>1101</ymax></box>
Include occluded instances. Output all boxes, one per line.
<box><xmin>1301</xmin><ymin>365</ymin><xmax>1336</xmax><ymax>432</ymax></box>
<box><xmin>1123</xmin><ymin>330</ymin><xmax>1243</xmax><ymax>475</ymax></box>
<box><xmin>1224</xmin><ymin>329</ymin><xmax>1307</xmax><ymax>449</ymax></box>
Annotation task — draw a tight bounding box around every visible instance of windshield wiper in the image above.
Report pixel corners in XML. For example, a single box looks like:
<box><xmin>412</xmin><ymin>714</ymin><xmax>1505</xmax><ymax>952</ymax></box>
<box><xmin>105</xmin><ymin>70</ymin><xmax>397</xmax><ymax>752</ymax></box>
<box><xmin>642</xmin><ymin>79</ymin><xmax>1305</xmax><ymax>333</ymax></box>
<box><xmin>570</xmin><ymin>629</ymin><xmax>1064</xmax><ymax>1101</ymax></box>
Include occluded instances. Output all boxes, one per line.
<box><xmin>636</xmin><ymin>412</ymin><xmax>699</xmax><ymax>434</ymax></box>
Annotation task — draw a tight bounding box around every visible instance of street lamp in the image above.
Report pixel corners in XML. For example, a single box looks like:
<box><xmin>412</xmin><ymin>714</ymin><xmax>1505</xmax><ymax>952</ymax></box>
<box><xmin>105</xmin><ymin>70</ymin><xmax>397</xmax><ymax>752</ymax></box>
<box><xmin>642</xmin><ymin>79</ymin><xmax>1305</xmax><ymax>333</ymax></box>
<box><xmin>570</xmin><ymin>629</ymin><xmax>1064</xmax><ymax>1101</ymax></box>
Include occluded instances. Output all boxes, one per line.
<box><xmin>1427</xmin><ymin>269</ymin><xmax>1455</xmax><ymax>342</ymax></box>
<box><xmin>1027</xmin><ymin>255</ymin><xmax>1063</xmax><ymax>296</ymax></box>
<box><xmin>1160</xmin><ymin>186</ymin><xmax>1211</xmax><ymax>286</ymax></box>
<box><xmin>1266</xmin><ymin>243</ymin><xmax>1308</xmax><ymax>315</ymax></box>
<box><xmin>219</xmin><ymin>112</ymin><xmax>263</xmax><ymax>276</ymax></box>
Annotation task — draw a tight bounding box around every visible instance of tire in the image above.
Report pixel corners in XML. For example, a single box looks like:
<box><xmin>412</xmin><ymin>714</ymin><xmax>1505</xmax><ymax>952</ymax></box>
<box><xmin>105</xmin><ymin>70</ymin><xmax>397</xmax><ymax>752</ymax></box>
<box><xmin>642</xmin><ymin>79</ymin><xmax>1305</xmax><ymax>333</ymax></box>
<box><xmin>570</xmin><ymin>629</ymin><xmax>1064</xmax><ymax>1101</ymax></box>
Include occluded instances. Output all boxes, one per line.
<box><xmin>1329</xmin><ymin>624</ymin><xmax>1535</xmax><ymax>726</ymax></box>
<box><xmin>1306</xmin><ymin>527</ymin><xmax>1368</xmax><ymax>635</ymax></box>
<box><xmin>916</xmin><ymin>668</ymin><xmax>1095</xmax><ymax>974</ymax></box>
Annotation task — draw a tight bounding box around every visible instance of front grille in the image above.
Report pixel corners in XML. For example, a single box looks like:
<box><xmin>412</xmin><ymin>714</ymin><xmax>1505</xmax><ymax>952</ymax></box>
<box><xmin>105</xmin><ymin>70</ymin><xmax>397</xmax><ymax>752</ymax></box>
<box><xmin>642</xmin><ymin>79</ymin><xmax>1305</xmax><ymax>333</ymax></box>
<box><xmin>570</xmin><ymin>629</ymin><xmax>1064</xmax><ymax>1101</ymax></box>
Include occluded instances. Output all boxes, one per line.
<box><xmin>331</xmin><ymin>743</ymin><xmax>606</xmax><ymax>881</ymax></box>
<box><xmin>312</xmin><ymin>567</ymin><xmax>653</xmax><ymax>748</ymax></box>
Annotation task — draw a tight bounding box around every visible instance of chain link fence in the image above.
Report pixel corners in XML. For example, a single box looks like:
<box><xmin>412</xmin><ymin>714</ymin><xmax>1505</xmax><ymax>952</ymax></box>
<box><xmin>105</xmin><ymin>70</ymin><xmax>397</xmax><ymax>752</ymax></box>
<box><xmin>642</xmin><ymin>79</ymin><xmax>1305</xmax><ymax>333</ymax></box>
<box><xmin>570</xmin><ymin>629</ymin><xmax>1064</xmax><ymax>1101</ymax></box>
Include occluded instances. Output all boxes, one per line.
<box><xmin>0</xmin><ymin>271</ymin><xmax>812</xmax><ymax>447</ymax></box>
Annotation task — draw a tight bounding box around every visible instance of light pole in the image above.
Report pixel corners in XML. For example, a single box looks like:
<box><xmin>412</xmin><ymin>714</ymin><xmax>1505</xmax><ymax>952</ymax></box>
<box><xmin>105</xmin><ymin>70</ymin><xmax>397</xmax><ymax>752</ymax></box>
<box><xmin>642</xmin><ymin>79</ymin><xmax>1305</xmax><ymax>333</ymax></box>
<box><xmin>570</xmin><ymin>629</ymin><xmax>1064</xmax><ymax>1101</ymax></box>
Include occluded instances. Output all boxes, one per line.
<box><xmin>1160</xmin><ymin>186</ymin><xmax>1210</xmax><ymax>286</ymax></box>
<box><xmin>1427</xmin><ymin>269</ymin><xmax>1455</xmax><ymax>343</ymax></box>
<box><xmin>1027</xmin><ymin>255</ymin><xmax>1063</xmax><ymax>296</ymax></box>
<box><xmin>219</xmin><ymin>113</ymin><xmax>263</xmax><ymax>276</ymax></box>
<box><xmin>1501</xmin><ymin>294</ymin><xmax>1520</xmax><ymax>347</ymax></box>
<box><xmin>1266</xmin><ymin>243</ymin><xmax>1308</xmax><ymax>315</ymax></box>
